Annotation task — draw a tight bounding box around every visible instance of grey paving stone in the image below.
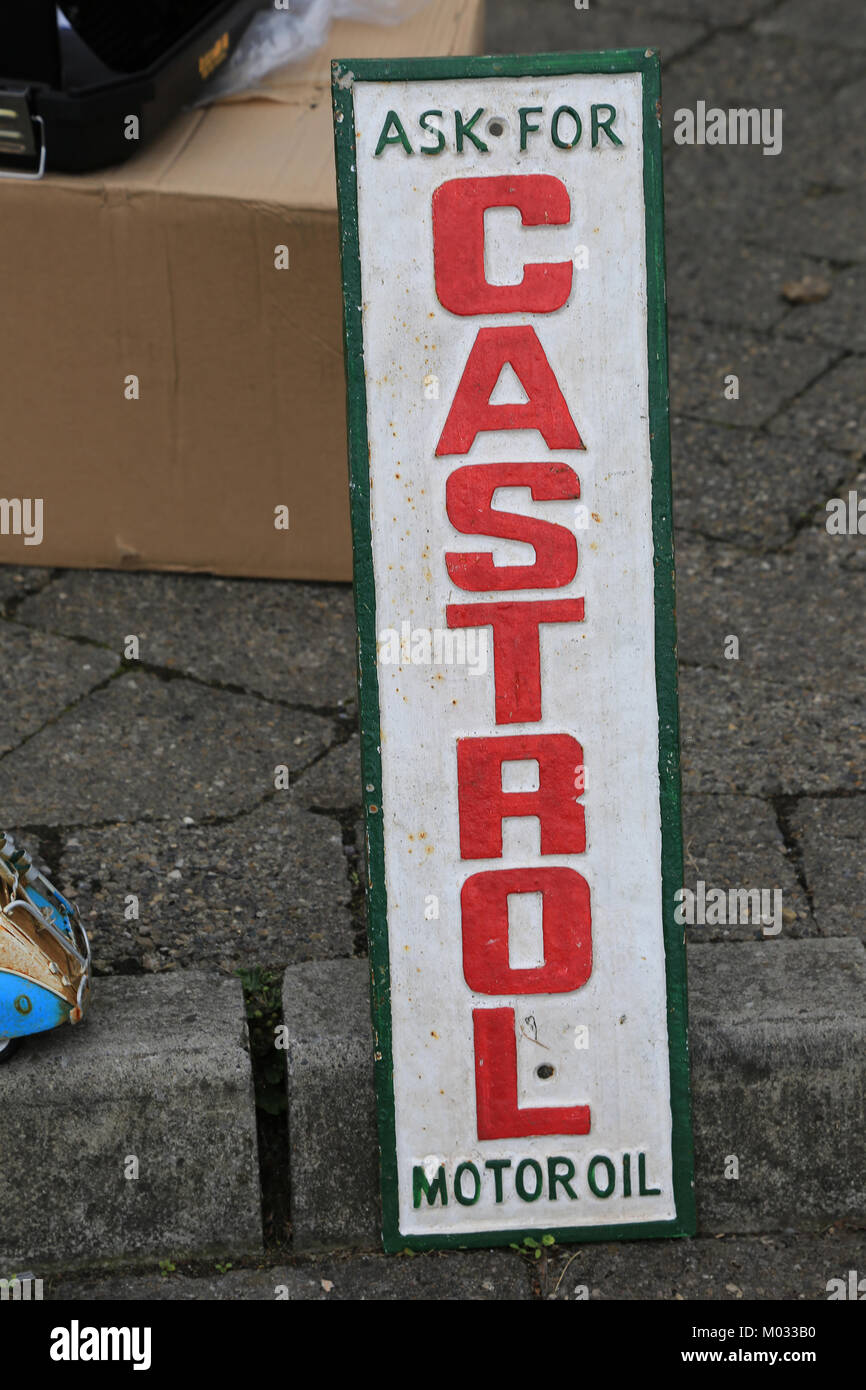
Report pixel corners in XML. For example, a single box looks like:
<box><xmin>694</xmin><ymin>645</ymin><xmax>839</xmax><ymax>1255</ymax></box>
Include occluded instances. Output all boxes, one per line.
<box><xmin>669</xmin><ymin>323</ymin><xmax>831</xmax><ymax>428</ymax></box>
<box><xmin>663</xmin><ymin>123</ymin><xmax>866</xmax><ymax>257</ymax></box>
<box><xmin>675</xmin><ymin>532</ymin><xmax>865</xmax><ymax>693</ymax></box>
<box><xmin>0</xmin><ymin>971</ymin><xmax>262</xmax><ymax>1269</ymax></box>
<box><xmin>273</xmin><ymin>1250</ymin><xmax>533</xmax><ymax>1299</ymax></box>
<box><xmin>44</xmin><ymin>1231</ymin><xmax>866</xmax><ymax>1301</ymax></box>
<box><xmin>49</xmin><ymin>1271</ymin><xmax>252</xmax><ymax>1301</ymax></box>
<box><xmin>17</xmin><ymin>570</ymin><xmax>358</xmax><ymax>708</ymax></box>
<box><xmin>839</xmin><ymin>543</ymin><xmax>866</xmax><ymax>575</ymax></box>
<box><xmin>767</xmin><ymin>356</ymin><xmax>866</xmax><ymax>454</ymax></box>
<box><xmin>0</xmin><ymin>671</ymin><xmax>333</xmax><ymax>827</ymax></box>
<box><xmin>670</xmin><ymin>419</ymin><xmax>849</xmax><ymax>546</ymax></box>
<box><xmin>544</xmin><ymin>1231</ymin><xmax>866</xmax><ymax>1301</ymax></box>
<box><xmin>775</xmin><ymin>267</ymin><xmax>866</xmax><ymax>353</ymax></box>
<box><xmin>688</xmin><ymin>939</ymin><xmax>866</xmax><ymax>1233</ymax></box>
<box><xmin>662</xmin><ymin>31</ymin><xmax>863</xmax><ymax>152</ymax></box>
<box><xmin>792</xmin><ymin>501</ymin><xmax>866</xmax><ymax>575</ymax></box>
<box><xmin>663</xmin><ymin>149</ymin><xmax>799</xmax><ymax>251</ymax></box>
<box><xmin>755</xmin><ymin>188</ymin><xmax>866</xmax><ymax>267</ymax></box>
<box><xmin>755</xmin><ymin>0</ymin><xmax>866</xmax><ymax>47</ymax></box>
<box><xmin>0</xmin><ymin>566</ymin><xmax>53</xmax><ymax>605</ymax></box>
<box><xmin>678</xmin><ymin>666</ymin><xmax>865</xmax><ymax>796</ymax></box>
<box><xmin>796</xmin><ymin>74</ymin><xmax>866</xmax><ymax>192</ymax></box>
<box><xmin>654</xmin><ymin>23</ymin><xmax>864</xmax><ymax>243</ymax></box>
<box><xmin>292</xmin><ymin>733</ymin><xmax>362</xmax><ymax>810</ymax></box>
<box><xmin>609</xmin><ymin>0</ymin><xmax>772</xmax><ymax>20</ymax></box>
<box><xmin>0</xmin><ymin>624</ymin><xmax>117</xmax><ymax>755</ymax></box>
<box><xmin>790</xmin><ymin>796</ymin><xmax>866</xmax><ymax>940</ymax></box>
<box><xmin>486</xmin><ymin>0</ymin><xmax>706</xmax><ymax>62</ymax></box>
<box><xmin>682</xmin><ymin>793</ymin><xmax>812</xmax><ymax>939</ymax></box>
<box><xmin>667</xmin><ymin>243</ymin><xmax>823</xmax><ymax>336</ymax></box>
<box><xmin>48</xmin><ymin>1250</ymin><xmax>533</xmax><ymax>1301</ymax></box>
<box><xmin>55</xmin><ymin>804</ymin><xmax>353</xmax><ymax>975</ymax></box>
<box><xmin>283</xmin><ymin>959</ymin><xmax>380</xmax><ymax>1252</ymax></box>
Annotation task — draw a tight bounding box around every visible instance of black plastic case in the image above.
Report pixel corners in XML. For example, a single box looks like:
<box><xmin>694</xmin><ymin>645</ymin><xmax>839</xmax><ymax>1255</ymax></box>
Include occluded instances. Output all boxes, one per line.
<box><xmin>0</xmin><ymin>0</ymin><xmax>262</xmax><ymax>175</ymax></box>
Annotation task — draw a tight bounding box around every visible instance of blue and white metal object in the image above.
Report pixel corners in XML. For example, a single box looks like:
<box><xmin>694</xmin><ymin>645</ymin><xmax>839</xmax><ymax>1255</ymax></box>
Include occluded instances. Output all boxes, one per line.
<box><xmin>0</xmin><ymin>832</ymin><xmax>91</xmax><ymax>1061</ymax></box>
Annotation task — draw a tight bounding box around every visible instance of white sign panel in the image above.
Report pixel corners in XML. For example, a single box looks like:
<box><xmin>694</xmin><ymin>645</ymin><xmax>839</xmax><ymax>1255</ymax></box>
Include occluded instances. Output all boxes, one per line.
<box><xmin>333</xmin><ymin>50</ymin><xmax>694</xmax><ymax>1250</ymax></box>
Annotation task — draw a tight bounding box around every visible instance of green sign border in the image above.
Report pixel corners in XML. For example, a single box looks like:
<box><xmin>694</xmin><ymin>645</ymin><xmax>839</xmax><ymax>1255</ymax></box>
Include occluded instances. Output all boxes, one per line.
<box><xmin>332</xmin><ymin>48</ymin><xmax>695</xmax><ymax>1253</ymax></box>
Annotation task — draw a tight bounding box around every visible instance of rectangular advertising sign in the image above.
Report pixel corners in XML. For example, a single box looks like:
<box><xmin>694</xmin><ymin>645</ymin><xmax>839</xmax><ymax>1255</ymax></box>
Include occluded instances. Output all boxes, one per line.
<box><xmin>333</xmin><ymin>49</ymin><xmax>694</xmax><ymax>1250</ymax></box>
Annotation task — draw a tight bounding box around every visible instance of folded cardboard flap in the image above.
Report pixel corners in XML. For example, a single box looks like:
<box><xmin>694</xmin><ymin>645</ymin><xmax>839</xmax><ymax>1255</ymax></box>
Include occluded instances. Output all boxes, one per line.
<box><xmin>0</xmin><ymin>0</ymin><xmax>484</xmax><ymax>580</ymax></box>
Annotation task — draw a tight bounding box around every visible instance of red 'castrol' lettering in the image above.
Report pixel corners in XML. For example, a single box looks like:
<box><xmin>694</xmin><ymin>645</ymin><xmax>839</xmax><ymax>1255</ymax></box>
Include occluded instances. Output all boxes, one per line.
<box><xmin>433</xmin><ymin>173</ymin><xmax>592</xmax><ymax>1138</ymax></box>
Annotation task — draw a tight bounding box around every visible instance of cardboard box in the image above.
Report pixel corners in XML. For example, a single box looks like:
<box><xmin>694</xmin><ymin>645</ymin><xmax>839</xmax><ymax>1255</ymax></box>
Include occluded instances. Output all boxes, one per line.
<box><xmin>0</xmin><ymin>0</ymin><xmax>484</xmax><ymax>581</ymax></box>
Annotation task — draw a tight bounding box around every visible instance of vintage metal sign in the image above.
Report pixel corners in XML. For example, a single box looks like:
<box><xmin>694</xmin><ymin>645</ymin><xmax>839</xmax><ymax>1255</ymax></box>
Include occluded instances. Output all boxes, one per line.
<box><xmin>333</xmin><ymin>50</ymin><xmax>694</xmax><ymax>1250</ymax></box>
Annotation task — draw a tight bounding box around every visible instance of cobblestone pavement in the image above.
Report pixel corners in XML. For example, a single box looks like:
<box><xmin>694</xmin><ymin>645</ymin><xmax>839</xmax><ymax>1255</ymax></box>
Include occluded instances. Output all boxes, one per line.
<box><xmin>1</xmin><ymin>0</ymin><xmax>863</xmax><ymax>1298</ymax></box>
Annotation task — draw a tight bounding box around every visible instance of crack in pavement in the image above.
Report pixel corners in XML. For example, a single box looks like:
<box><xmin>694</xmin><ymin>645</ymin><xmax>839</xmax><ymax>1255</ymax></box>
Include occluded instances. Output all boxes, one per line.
<box><xmin>759</xmin><ymin>347</ymin><xmax>855</xmax><ymax>435</ymax></box>
<box><xmin>770</xmin><ymin>794</ymin><xmax>817</xmax><ymax>918</ymax></box>
<box><xmin>0</xmin><ymin>612</ymin><xmax>357</xmax><ymax>723</ymax></box>
<box><xmin>0</xmin><ymin>663</ymin><xmax>126</xmax><ymax>765</ymax></box>
<box><xmin>0</xmin><ymin>567</ymin><xmax>65</xmax><ymax>620</ymax></box>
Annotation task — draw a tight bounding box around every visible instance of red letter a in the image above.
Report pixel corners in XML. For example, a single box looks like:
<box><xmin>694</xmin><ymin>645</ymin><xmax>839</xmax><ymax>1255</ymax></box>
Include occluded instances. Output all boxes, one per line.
<box><xmin>436</xmin><ymin>326</ymin><xmax>585</xmax><ymax>456</ymax></box>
